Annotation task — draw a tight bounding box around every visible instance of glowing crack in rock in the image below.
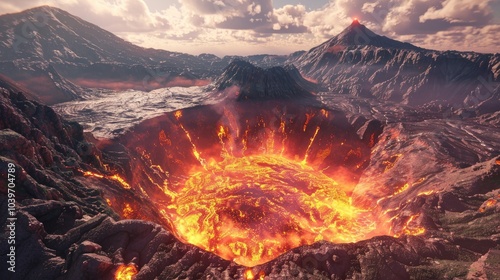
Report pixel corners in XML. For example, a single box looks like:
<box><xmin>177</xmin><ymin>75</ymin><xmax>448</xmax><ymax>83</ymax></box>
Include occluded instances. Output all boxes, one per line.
<box><xmin>81</xmin><ymin>170</ymin><xmax>131</xmax><ymax>189</ymax></box>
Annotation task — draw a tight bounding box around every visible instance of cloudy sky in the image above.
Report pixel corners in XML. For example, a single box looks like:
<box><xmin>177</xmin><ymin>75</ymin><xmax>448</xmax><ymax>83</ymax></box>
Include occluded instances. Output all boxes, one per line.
<box><xmin>1</xmin><ymin>0</ymin><xmax>499</xmax><ymax>56</ymax></box>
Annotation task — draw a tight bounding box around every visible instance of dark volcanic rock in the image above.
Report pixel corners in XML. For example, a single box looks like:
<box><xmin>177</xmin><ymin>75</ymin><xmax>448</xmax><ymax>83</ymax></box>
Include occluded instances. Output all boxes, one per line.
<box><xmin>213</xmin><ymin>60</ymin><xmax>316</xmax><ymax>101</ymax></box>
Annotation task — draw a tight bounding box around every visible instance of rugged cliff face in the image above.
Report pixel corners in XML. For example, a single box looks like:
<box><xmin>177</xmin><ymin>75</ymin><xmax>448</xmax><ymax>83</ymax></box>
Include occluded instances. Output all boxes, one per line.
<box><xmin>292</xmin><ymin>21</ymin><xmax>500</xmax><ymax>107</ymax></box>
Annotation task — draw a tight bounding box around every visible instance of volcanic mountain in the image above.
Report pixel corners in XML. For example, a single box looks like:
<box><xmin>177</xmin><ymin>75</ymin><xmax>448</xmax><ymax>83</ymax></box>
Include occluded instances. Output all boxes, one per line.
<box><xmin>292</xmin><ymin>20</ymin><xmax>500</xmax><ymax>107</ymax></box>
<box><xmin>0</xmin><ymin>6</ymin><xmax>220</xmax><ymax>103</ymax></box>
<box><xmin>212</xmin><ymin>60</ymin><xmax>317</xmax><ymax>101</ymax></box>
<box><xmin>307</xmin><ymin>19</ymin><xmax>422</xmax><ymax>54</ymax></box>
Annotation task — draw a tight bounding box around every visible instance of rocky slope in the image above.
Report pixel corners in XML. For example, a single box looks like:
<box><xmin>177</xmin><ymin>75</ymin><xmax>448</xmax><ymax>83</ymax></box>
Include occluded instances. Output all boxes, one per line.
<box><xmin>0</xmin><ymin>6</ymin><xmax>300</xmax><ymax>104</ymax></box>
<box><xmin>292</xmin><ymin>21</ymin><xmax>500</xmax><ymax>107</ymax></box>
<box><xmin>211</xmin><ymin>60</ymin><xmax>317</xmax><ymax>101</ymax></box>
<box><xmin>0</xmin><ymin>6</ymin><xmax>213</xmax><ymax>104</ymax></box>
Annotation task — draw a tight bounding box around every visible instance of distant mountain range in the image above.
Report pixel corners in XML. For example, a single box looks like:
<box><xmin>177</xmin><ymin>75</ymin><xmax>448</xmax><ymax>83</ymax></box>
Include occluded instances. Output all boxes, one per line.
<box><xmin>291</xmin><ymin>20</ymin><xmax>500</xmax><ymax>106</ymax></box>
<box><xmin>0</xmin><ymin>6</ymin><xmax>498</xmax><ymax>108</ymax></box>
<box><xmin>0</xmin><ymin>6</ymin><xmax>294</xmax><ymax>104</ymax></box>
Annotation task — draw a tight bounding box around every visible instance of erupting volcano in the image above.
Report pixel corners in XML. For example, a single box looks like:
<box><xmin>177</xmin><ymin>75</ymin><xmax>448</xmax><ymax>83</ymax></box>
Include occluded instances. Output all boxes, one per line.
<box><xmin>110</xmin><ymin>97</ymin><xmax>390</xmax><ymax>266</ymax></box>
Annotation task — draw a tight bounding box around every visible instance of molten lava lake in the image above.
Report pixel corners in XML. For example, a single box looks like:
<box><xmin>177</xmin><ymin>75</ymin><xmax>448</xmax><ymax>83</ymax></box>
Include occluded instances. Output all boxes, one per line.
<box><xmin>106</xmin><ymin>101</ymin><xmax>391</xmax><ymax>267</ymax></box>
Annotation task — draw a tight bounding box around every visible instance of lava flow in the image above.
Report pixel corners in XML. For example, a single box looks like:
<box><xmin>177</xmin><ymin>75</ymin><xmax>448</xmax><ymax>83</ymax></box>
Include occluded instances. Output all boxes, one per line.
<box><xmin>119</xmin><ymin>102</ymin><xmax>389</xmax><ymax>267</ymax></box>
<box><xmin>165</xmin><ymin>154</ymin><xmax>378</xmax><ymax>266</ymax></box>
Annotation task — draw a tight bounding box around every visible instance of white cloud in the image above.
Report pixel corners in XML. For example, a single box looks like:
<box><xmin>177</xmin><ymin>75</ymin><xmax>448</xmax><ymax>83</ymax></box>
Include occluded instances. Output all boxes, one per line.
<box><xmin>248</xmin><ymin>3</ymin><xmax>262</xmax><ymax>16</ymax></box>
<box><xmin>419</xmin><ymin>0</ymin><xmax>492</xmax><ymax>24</ymax></box>
<box><xmin>402</xmin><ymin>24</ymin><xmax>500</xmax><ymax>53</ymax></box>
<box><xmin>68</xmin><ymin>0</ymin><xmax>171</xmax><ymax>32</ymax></box>
<box><xmin>0</xmin><ymin>0</ymin><xmax>171</xmax><ymax>32</ymax></box>
<box><xmin>303</xmin><ymin>2</ymin><xmax>350</xmax><ymax>38</ymax></box>
<box><xmin>273</xmin><ymin>5</ymin><xmax>305</xmax><ymax>28</ymax></box>
<box><xmin>0</xmin><ymin>0</ymin><xmax>499</xmax><ymax>55</ymax></box>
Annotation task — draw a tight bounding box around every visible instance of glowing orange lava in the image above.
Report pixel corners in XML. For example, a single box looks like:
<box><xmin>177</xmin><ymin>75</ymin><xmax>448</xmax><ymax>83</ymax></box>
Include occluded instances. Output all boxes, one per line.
<box><xmin>123</xmin><ymin>105</ymin><xmax>393</xmax><ymax>267</ymax></box>
<box><xmin>244</xmin><ymin>268</ymin><xmax>265</xmax><ymax>280</ymax></box>
<box><xmin>115</xmin><ymin>264</ymin><xmax>138</xmax><ymax>280</ymax></box>
<box><xmin>244</xmin><ymin>269</ymin><xmax>254</xmax><ymax>280</ymax></box>
<box><xmin>122</xmin><ymin>203</ymin><xmax>134</xmax><ymax>219</ymax></box>
<box><xmin>393</xmin><ymin>214</ymin><xmax>425</xmax><ymax>238</ymax></box>
<box><xmin>82</xmin><ymin>170</ymin><xmax>130</xmax><ymax>189</ymax></box>
<box><xmin>162</xmin><ymin>154</ymin><xmax>378</xmax><ymax>267</ymax></box>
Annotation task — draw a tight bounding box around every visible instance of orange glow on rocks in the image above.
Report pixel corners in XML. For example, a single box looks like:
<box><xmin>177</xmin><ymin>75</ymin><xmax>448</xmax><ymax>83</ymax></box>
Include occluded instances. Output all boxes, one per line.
<box><xmin>244</xmin><ymin>269</ymin><xmax>254</xmax><ymax>280</ymax></box>
<box><xmin>108</xmin><ymin>174</ymin><xmax>131</xmax><ymax>189</ymax></box>
<box><xmin>479</xmin><ymin>198</ymin><xmax>498</xmax><ymax>213</ymax></box>
<box><xmin>122</xmin><ymin>203</ymin><xmax>134</xmax><ymax>219</ymax></box>
<box><xmin>393</xmin><ymin>214</ymin><xmax>425</xmax><ymax>238</ymax></box>
<box><xmin>174</xmin><ymin>110</ymin><xmax>182</xmax><ymax>120</ymax></box>
<box><xmin>244</xmin><ymin>268</ymin><xmax>265</xmax><ymax>280</ymax></box>
<box><xmin>302</xmin><ymin>126</ymin><xmax>320</xmax><ymax>164</ymax></box>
